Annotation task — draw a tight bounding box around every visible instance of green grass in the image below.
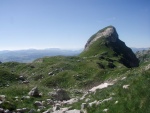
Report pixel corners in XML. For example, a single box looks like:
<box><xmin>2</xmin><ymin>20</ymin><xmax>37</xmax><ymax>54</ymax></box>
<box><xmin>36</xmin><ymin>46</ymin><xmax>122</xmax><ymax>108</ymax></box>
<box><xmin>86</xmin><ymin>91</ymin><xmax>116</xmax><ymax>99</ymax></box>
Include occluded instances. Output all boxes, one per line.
<box><xmin>0</xmin><ymin>55</ymin><xmax>149</xmax><ymax>112</ymax></box>
<box><xmin>0</xmin><ymin>66</ymin><xmax>19</xmax><ymax>87</ymax></box>
<box><xmin>0</xmin><ymin>32</ymin><xmax>149</xmax><ymax>113</ymax></box>
<box><xmin>84</xmin><ymin>67</ymin><xmax>150</xmax><ymax>113</ymax></box>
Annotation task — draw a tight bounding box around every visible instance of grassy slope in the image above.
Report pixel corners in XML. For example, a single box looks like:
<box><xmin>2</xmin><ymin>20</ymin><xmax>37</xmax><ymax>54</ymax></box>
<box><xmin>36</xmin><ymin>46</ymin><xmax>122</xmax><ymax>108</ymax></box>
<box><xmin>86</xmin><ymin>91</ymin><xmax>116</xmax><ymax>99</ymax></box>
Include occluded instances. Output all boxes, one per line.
<box><xmin>80</xmin><ymin>37</ymin><xmax>114</xmax><ymax>57</ymax></box>
<box><xmin>0</xmin><ymin>55</ymin><xmax>150</xmax><ymax>112</ymax></box>
<box><xmin>0</xmin><ymin>65</ymin><xmax>19</xmax><ymax>87</ymax></box>
<box><xmin>87</xmin><ymin>67</ymin><xmax>150</xmax><ymax>113</ymax></box>
<box><xmin>0</xmin><ymin>27</ymin><xmax>148</xmax><ymax>112</ymax></box>
<box><xmin>69</xmin><ymin>63</ymin><xmax>150</xmax><ymax>112</ymax></box>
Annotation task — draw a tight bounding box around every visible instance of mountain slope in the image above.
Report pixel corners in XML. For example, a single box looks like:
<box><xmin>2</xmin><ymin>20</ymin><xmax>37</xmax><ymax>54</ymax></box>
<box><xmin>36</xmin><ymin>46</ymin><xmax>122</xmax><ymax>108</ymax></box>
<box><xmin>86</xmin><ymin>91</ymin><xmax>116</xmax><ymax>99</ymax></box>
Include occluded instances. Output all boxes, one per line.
<box><xmin>80</xmin><ymin>26</ymin><xmax>139</xmax><ymax>68</ymax></box>
<box><xmin>0</xmin><ymin>26</ymin><xmax>149</xmax><ymax>113</ymax></box>
<box><xmin>0</xmin><ymin>49</ymin><xmax>82</xmax><ymax>63</ymax></box>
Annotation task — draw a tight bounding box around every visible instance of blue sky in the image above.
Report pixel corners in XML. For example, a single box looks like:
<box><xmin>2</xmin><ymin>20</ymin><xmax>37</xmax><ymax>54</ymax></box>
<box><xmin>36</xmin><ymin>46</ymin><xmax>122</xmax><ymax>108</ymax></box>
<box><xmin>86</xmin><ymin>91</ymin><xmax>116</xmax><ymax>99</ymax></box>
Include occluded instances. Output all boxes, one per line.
<box><xmin>0</xmin><ymin>0</ymin><xmax>150</xmax><ymax>50</ymax></box>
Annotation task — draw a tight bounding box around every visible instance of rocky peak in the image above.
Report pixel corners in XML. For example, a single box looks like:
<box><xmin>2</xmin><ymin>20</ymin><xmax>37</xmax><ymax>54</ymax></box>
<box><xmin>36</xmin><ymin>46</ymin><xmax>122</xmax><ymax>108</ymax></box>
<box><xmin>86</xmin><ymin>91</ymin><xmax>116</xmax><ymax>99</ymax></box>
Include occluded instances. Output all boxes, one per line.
<box><xmin>85</xmin><ymin>26</ymin><xmax>118</xmax><ymax>51</ymax></box>
<box><xmin>81</xmin><ymin>26</ymin><xmax>139</xmax><ymax>68</ymax></box>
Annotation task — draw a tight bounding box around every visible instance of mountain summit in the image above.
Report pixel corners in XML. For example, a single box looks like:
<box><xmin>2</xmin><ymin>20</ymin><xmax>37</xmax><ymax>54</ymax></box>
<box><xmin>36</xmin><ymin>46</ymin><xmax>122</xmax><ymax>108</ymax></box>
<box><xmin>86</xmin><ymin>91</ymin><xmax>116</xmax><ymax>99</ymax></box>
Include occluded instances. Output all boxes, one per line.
<box><xmin>85</xmin><ymin>26</ymin><xmax>118</xmax><ymax>51</ymax></box>
<box><xmin>80</xmin><ymin>26</ymin><xmax>139</xmax><ymax>68</ymax></box>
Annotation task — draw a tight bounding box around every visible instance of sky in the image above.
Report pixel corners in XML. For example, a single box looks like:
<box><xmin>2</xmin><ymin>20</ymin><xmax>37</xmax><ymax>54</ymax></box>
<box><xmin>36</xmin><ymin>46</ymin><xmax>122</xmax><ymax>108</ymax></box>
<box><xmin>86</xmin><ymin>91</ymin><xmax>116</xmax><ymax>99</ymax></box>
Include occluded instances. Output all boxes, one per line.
<box><xmin>0</xmin><ymin>0</ymin><xmax>150</xmax><ymax>50</ymax></box>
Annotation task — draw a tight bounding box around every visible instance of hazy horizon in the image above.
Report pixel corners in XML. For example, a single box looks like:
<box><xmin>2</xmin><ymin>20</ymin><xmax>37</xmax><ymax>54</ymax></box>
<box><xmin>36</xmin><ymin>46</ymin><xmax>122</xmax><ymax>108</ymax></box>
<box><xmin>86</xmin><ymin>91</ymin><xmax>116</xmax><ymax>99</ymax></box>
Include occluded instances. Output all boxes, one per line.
<box><xmin>0</xmin><ymin>47</ymin><xmax>84</xmax><ymax>51</ymax></box>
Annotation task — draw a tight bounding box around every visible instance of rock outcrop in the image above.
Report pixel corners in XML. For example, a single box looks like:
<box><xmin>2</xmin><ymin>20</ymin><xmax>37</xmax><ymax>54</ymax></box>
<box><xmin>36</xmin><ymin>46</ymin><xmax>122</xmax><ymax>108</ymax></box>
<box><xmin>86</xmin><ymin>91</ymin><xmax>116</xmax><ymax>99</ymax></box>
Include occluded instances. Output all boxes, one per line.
<box><xmin>85</xmin><ymin>26</ymin><xmax>119</xmax><ymax>51</ymax></box>
<box><xmin>50</xmin><ymin>89</ymin><xmax>70</xmax><ymax>101</ymax></box>
<box><xmin>28</xmin><ymin>87</ymin><xmax>41</xmax><ymax>97</ymax></box>
<box><xmin>81</xmin><ymin>26</ymin><xmax>139</xmax><ymax>68</ymax></box>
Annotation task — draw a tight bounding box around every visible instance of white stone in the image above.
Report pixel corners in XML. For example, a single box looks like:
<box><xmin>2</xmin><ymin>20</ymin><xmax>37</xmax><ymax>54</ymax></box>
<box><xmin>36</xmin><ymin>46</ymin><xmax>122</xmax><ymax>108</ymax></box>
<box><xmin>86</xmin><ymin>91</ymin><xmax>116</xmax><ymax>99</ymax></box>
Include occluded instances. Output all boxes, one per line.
<box><xmin>89</xmin><ymin>100</ymin><xmax>98</xmax><ymax>107</ymax></box>
<box><xmin>89</xmin><ymin>83</ymin><xmax>113</xmax><ymax>92</ymax></box>
<box><xmin>65</xmin><ymin>109</ymin><xmax>81</xmax><ymax>113</ymax></box>
<box><xmin>63</xmin><ymin>98</ymin><xmax>78</xmax><ymax>105</ymax></box>
<box><xmin>121</xmin><ymin>77</ymin><xmax>126</xmax><ymax>80</ymax></box>
<box><xmin>123</xmin><ymin>85</ymin><xmax>130</xmax><ymax>89</ymax></box>
<box><xmin>103</xmin><ymin>108</ymin><xmax>108</xmax><ymax>112</ymax></box>
<box><xmin>115</xmin><ymin>101</ymin><xmax>118</xmax><ymax>104</ymax></box>
<box><xmin>0</xmin><ymin>95</ymin><xmax>6</xmax><ymax>101</ymax></box>
<box><xmin>34</xmin><ymin>101</ymin><xmax>42</xmax><ymax>107</ymax></box>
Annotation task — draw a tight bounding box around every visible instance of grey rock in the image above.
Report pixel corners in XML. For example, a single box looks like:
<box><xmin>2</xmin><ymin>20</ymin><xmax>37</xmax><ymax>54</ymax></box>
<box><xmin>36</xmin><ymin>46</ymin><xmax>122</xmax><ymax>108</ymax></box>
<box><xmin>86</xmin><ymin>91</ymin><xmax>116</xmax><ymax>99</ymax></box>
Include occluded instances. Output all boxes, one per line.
<box><xmin>84</xmin><ymin>26</ymin><xmax>118</xmax><ymax>51</ymax></box>
<box><xmin>65</xmin><ymin>109</ymin><xmax>81</xmax><ymax>113</ymax></box>
<box><xmin>38</xmin><ymin>106</ymin><xmax>45</xmax><ymax>110</ymax></box>
<box><xmin>0</xmin><ymin>108</ymin><xmax>4</xmax><ymax>112</ymax></box>
<box><xmin>28</xmin><ymin>109</ymin><xmax>36</xmax><ymax>113</ymax></box>
<box><xmin>51</xmin><ymin>89</ymin><xmax>70</xmax><ymax>101</ymax></box>
<box><xmin>28</xmin><ymin>87</ymin><xmax>41</xmax><ymax>97</ymax></box>
<box><xmin>46</xmin><ymin>99</ymin><xmax>54</xmax><ymax>105</ymax></box>
<box><xmin>22</xmin><ymin>81</ymin><xmax>29</xmax><ymax>84</ymax></box>
<box><xmin>89</xmin><ymin>100</ymin><xmax>98</xmax><ymax>107</ymax></box>
<box><xmin>85</xmin><ymin>98</ymin><xmax>90</xmax><ymax>102</ymax></box>
<box><xmin>16</xmin><ymin>108</ymin><xmax>27</xmax><ymax>113</ymax></box>
<box><xmin>0</xmin><ymin>95</ymin><xmax>6</xmax><ymax>101</ymax></box>
<box><xmin>4</xmin><ymin>109</ymin><xmax>11</xmax><ymax>113</ymax></box>
<box><xmin>21</xmin><ymin>96</ymin><xmax>30</xmax><ymax>100</ymax></box>
<box><xmin>34</xmin><ymin>101</ymin><xmax>42</xmax><ymax>107</ymax></box>
<box><xmin>42</xmin><ymin>108</ymin><xmax>52</xmax><ymax>113</ymax></box>
<box><xmin>81</xmin><ymin>103</ymin><xmax>87</xmax><ymax>110</ymax></box>
<box><xmin>19</xmin><ymin>75</ymin><xmax>25</xmax><ymax>81</ymax></box>
<box><xmin>62</xmin><ymin>98</ymin><xmax>78</xmax><ymax>105</ymax></box>
<box><xmin>0</xmin><ymin>101</ymin><xmax>3</xmax><ymax>104</ymax></box>
<box><xmin>53</xmin><ymin>103</ymin><xmax>61</xmax><ymax>111</ymax></box>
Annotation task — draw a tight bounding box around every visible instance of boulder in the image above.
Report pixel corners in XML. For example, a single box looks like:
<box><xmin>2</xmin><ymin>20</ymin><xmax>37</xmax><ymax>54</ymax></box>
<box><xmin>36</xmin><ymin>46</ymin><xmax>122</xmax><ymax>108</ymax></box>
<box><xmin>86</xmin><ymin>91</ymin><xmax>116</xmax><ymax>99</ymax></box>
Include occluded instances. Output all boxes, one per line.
<box><xmin>21</xmin><ymin>96</ymin><xmax>30</xmax><ymax>100</ymax></box>
<box><xmin>81</xmin><ymin>103</ymin><xmax>87</xmax><ymax>110</ymax></box>
<box><xmin>0</xmin><ymin>108</ymin><xmax>4</xmax><ymax>112</ymax></box>
<box><xmin>53</xmin><ymin>103</ymin><xmax>61</xmax><ymax>111</ymax></box>
<box><xmin>34</xmin><ymin>101</ymin><xmax>42</xmax><ymax>107</ymax></box>
<box><xmin>4</xmin><ymin>109</ymin><xmax>11</xmax><ymax>113</ymax></box>
<box><xmin>46</xmin><ymin>99</ymin><xmax>54</xmax><ymax>105</ymax></box>
<box><xmin>123</xmin><ymin>85</ymin><xmax>130</xmax><ymax>89</ymax></box>
<box><xmin>51</xmin><ymin>89</ymin><xmax>70</xmax><ymax>101</ymax></box>
<box><xmin>28</xmin><ymin>87</ymin><xmax>41</xmax><ymax>97</ymax></box>
<box><xmin>0</xmin><ymin>95</ymin><xmax>6</xmax><ymax>101</ymax></box>
<box><xmin>103</xmin><ymin>108</ymin><xmax>108</xmax><ymax>112</ymax></box>
<box><xmin>28</xmin><ymin>109</ymin><xmax>36</xmax><ymax>113</ymax></box>
<box><xmin>19</xmin><ymin>75</ymin><xmax>25</xmax><ymax>81</ymax></box>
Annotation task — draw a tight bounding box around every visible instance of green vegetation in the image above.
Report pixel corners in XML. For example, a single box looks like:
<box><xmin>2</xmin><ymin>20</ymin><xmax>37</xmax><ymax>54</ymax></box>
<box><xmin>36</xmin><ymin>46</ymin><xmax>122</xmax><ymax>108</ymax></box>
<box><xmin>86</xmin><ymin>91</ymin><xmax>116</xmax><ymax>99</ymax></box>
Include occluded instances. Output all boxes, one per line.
<box><xmin>0</xmin><ymin>53</ymin><xmax>149</xmax><ymax>112</ymax></box>
<box><xmin>0</xmin><ymin>66</ymin><xmax>19</xmax><ymax>87</ymax></box>
<box><xmin>0</xmin><ymin>26</ymin><xmax>149</xmax><ymax>112</ymax></box>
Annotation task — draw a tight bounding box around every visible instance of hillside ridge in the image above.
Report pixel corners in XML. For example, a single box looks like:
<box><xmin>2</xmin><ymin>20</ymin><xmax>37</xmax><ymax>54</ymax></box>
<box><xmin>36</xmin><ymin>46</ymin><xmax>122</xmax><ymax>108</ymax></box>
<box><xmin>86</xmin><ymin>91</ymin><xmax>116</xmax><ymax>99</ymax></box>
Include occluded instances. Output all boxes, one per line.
<box><xmin>81</xmin><ymin>26</ymin><xmax>139</xmax><ymax>68</ymax></box>
<box><xmin>0</xmin><ymin>26</ymin><xmax>149</xmax><ymax>113</ymax></box>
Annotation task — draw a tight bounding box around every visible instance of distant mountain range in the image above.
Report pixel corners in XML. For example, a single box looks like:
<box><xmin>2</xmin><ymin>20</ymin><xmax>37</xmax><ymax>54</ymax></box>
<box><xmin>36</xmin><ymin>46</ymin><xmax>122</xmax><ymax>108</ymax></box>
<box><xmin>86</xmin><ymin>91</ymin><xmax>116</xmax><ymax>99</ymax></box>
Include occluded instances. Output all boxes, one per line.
<box><xmin>0</xmin><ymin>48</ymin><xmax>82</xmax><ymax>63</ymax></box>
<box><xmin>131</xmin><ymin>47</ymin><xmax>150</xmax><ymax>53</ymax></box>
<box><xmin>0</xmin><ymin>47</ymin><xmax>149</xmax><ymax>63</ymax></box>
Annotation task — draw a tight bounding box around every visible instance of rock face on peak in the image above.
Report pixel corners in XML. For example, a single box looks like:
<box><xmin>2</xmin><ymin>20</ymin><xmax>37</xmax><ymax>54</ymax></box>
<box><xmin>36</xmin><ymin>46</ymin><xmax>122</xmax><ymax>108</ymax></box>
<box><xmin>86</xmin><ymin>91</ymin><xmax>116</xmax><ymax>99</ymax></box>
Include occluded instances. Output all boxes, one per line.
<box><xmin>85</xmin><ymin>26</ymin><xmax>118</xmax><ymax>51</ymax></box>
<box><xmin>80</xmin><ymin>26</ymin><xmax>139</xmax><ymax>68</ymax></box>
